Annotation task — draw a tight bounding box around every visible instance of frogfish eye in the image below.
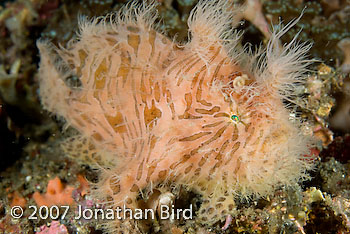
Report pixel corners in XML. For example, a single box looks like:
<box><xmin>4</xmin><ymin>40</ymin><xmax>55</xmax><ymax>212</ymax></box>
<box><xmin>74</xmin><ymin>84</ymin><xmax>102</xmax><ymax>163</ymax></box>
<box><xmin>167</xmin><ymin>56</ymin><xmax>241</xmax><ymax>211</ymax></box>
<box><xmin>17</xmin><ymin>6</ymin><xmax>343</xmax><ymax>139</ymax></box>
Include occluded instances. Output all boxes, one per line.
<box><xmin>230</xmin><ymin>114</ymin><xmax>239</xmax><ymax>122</ymax></box>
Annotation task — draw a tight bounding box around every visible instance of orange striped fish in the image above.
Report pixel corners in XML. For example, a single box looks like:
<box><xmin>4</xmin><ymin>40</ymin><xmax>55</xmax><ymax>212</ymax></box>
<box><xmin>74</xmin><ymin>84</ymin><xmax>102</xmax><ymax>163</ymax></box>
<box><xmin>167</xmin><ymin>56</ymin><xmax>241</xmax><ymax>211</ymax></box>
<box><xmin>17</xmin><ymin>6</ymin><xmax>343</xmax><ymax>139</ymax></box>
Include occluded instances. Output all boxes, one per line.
<box><xmin>37</xmin><ymin>0</ymin><xmax>317</xmax><ymax>232</ymax></box>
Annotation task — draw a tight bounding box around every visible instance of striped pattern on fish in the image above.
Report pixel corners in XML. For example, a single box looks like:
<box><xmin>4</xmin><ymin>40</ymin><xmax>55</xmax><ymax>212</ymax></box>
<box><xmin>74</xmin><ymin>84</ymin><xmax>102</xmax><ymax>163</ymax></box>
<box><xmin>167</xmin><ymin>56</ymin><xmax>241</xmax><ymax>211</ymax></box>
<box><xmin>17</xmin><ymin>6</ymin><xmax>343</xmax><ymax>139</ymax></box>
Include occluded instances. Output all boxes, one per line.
<box><xmin>37</xmin><ymin>0</ymin><xmax>317</xmax><ymax>232</ymax></box>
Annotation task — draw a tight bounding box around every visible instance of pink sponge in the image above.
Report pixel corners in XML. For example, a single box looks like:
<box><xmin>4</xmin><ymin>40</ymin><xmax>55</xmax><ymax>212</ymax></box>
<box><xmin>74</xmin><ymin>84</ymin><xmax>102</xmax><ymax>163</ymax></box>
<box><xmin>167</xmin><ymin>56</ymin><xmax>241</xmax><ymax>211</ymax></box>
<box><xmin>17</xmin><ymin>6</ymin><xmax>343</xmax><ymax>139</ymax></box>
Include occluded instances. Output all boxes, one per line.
<box><xmin>36</xmin><ymin>221</ymin><xmax>68</xmax><ymax>234</ymax></box>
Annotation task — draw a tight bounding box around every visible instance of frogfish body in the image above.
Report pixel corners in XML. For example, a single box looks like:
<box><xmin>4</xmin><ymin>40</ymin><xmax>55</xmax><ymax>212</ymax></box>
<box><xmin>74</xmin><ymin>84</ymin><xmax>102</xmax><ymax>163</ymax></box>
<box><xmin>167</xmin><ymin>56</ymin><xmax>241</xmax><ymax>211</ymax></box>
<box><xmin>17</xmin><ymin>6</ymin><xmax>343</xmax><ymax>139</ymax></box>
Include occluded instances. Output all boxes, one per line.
<box><xmin>37</xmin><ymin>0</ymin><xmax>316</xmax><ymax>232</ymax></box>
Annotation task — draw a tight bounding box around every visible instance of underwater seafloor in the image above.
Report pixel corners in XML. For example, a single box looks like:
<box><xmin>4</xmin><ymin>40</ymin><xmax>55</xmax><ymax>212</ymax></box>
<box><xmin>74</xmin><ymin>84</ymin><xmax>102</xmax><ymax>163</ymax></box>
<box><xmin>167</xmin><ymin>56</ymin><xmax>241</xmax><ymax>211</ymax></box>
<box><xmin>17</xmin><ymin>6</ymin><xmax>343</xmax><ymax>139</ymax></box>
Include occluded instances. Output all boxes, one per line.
<box><xmin>0</xmin><ymin>0</ymin><xmax>350</xmax><ymax>233</ymax></box>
